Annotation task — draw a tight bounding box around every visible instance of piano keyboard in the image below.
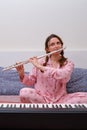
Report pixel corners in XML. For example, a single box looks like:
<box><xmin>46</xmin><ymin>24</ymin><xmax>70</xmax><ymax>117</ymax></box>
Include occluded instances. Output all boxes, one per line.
<box><xmin>0</xmin><ymin>103</ymin><xmax>87</xmax><ymax>129</ymax></box>
<box><xmin>0</xmin><ymin>103</ymin><xmax>87</xmax><ymax>113</ymax></box>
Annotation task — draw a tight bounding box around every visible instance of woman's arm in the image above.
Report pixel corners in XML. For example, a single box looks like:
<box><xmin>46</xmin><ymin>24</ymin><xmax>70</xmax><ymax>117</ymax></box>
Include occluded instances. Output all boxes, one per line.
<box><xmin>43</xmin><ymin>60</ymin><xmax>74</xmax><ymax>82</ymax></box>
<box><xmin>16</xmin><ymin>62</ymin><xmax>37</xmax><ymax>86</ymax></box>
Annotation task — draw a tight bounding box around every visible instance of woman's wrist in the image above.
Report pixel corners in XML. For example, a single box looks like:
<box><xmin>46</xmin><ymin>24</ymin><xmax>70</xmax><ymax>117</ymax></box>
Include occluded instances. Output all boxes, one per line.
<box><xmin>37</xmin><ymin>64</ymin><xmax>45</xmax><ymax>72</ymax></box>
<box><xmin>20</xmin><ymin>74</ymin><xmax>24</xmax><ymax>81</ymax></box>
<box><xmin>18</xmin><ymin>70</ymin><xmax>24</xmax><ymax>81</ymax></box>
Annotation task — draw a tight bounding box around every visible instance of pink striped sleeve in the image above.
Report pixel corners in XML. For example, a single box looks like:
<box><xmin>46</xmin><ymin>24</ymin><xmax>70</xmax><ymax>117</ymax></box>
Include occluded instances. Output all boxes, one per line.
<box><xmin>43</xmin><ymin>60</ymin><xmax>74</xmax><ymax>82</ymax></box>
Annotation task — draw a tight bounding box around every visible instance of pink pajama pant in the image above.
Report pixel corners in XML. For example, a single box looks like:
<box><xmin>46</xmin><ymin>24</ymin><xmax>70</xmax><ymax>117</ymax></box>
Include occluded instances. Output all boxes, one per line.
<box><xmin>19</xmin><ymin>87</ymin><xmax>87</xmax><ymax>103</ymax></box>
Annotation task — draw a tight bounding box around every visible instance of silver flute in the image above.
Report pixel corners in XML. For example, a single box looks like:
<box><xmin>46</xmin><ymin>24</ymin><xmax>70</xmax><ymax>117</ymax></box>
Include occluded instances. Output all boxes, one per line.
<box><xmin>2</xmin><ymin>46</ymin><xmax>66</xmax><ymax>71</ymax></box>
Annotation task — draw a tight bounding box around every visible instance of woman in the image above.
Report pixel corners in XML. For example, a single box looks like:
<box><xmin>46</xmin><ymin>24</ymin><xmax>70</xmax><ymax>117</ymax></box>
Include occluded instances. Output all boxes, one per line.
<box><xmin>16</xmin><ymin>34</ymin><xmax>87</xmax><ymax>103</ymax></box>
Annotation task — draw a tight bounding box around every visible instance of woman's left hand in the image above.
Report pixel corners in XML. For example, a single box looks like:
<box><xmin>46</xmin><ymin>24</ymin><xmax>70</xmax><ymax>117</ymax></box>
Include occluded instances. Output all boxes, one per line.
<box><xmin>29</xmin><ymin>57</ymin><xmax>45</xmax><ymax>72</ymax></box>
<box><xmin>29</xmin><ymin>56</ymin><xmax>40</xmax><ymax>68</ymax></box>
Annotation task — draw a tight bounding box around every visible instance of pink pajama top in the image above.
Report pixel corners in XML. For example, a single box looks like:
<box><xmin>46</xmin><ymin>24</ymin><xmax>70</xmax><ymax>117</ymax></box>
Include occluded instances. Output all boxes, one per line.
<box><xmin>22</xmin><ymin>58</ymin><xmax>74</xmax><ymax>103</ymax></box>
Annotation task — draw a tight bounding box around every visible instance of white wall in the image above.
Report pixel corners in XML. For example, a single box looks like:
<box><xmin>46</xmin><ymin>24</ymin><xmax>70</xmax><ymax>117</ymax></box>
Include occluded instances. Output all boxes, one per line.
<box><xmin>0</xmin><ymin>0</ymin><xmax>87</xmax><ymax>51</ymax></box>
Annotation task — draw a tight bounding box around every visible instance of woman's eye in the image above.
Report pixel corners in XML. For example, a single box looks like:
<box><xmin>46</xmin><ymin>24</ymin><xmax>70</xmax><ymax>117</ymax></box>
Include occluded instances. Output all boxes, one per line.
<box><xmin>49</xmin><ymin>43</ymin><xmax>55</xmax><ymax>47</ymax></box>
<box><xmin>57</xmin><ymin>42</ymin><xmax>61</xmax><ymax>45</ymax></box>
<box><xmin>51</xmin><ymin>43</ymin><xmax>55</xmax><ymax>46</ymax></box>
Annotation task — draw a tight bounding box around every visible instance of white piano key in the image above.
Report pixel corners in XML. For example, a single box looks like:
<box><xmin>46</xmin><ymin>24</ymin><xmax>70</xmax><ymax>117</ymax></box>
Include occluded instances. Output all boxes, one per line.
<box><xmin>30</xmin><ymin>104</ymin><xmax>34</xmax><ymax>108</ymax></box>
<box><xmin>15</xmin><ymin>103</ymin><xmax>21</xmax><ymax>108</ymax></box>
<box><xmin>2</xmin><ymin>103</ymin><xmax>8</xmax><ymax>108</ymax></box>
<box><xmin>47</xmin><ymin>104</ymin><xmax>53</xmax><ymax>108</ymax></box>
<box><xmin>43</xmin><ymin>104</ymin><xmax>48</xmax><ymax>108</ymax></box>
<box><xmin>20</xmin><ymin>103</ymin><xmax>25</xmax><ymax>108</ymax></box>
<box><xmin>38</xmin><ymin>104</ymin><xmax>43</xmax><ymax>108</ymax></box>
<box><xmin>82</xmin><ymin>104</ymin><xmax>87</xmax><ymax>108</ymax></box>
<box><xmin>25</xmin><ymin>104</ymin><xmax>30</xmax><ymax>108</ymax></box>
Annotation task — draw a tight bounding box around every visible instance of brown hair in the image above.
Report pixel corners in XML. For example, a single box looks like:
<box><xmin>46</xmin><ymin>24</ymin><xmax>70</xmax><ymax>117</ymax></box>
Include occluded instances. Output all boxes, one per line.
<box><xmin>43</xmin><ymin>34</ymin><xmax>67</xmax><ymax>67</ymax></box>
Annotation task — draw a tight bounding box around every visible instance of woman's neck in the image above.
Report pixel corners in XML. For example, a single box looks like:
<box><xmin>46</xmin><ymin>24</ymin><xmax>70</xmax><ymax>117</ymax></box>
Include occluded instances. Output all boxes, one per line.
<box><xmin>50</xmin><ymin>54</ymin><xmax>61</xmax><ymax>63</ymax></box>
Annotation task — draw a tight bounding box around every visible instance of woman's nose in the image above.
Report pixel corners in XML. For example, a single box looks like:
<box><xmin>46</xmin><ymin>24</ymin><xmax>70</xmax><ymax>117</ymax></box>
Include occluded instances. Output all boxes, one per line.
<box><xmin>55</xmin><ymin>43</ymin><xmax>59</xmax><ymax>48</ymax></box>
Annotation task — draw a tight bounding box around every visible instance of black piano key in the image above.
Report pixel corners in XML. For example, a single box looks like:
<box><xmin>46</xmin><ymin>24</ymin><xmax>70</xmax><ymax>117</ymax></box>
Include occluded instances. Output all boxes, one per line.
<box><xmin>82</xmin><ymin>104</ymin><xmax>87</xmax><ymax>108</ymax></box>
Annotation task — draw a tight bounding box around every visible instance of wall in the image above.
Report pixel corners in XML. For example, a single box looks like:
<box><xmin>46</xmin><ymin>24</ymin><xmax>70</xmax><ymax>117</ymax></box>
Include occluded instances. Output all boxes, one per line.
<box><xmin>0</xmin><ymin>0</ymin><xmax>87</xmax><ymax>71</ymax></box>
<box><xmin>0</xmin><ymin>0</ymin><xmax>87</xmax><ymax>51</ymax></box>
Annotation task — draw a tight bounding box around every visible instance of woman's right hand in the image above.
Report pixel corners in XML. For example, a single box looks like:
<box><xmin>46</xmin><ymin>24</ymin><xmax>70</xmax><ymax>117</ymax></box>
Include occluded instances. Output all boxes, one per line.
<box><xmin>15</xmin><ymin>62</ymin><xmax>24</xmax><ymax>81</ymax></box>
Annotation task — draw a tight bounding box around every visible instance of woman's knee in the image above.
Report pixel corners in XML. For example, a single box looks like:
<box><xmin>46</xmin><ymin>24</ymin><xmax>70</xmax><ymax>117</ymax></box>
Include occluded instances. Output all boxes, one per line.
<box><xmin>19</xmin><ymin>88</ymin><xmax>32</xmax><ymax>96</ymax></box>
<box><xmin>19</xmin><ymin>88</ymin><xmax>35</xmax><ymax>103</ymax></box>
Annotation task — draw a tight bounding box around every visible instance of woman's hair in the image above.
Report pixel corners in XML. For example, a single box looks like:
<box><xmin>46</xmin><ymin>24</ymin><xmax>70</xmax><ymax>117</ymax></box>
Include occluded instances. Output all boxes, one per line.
<box><xmin>43</xmin><ymin>34</ymin><xmax>67</xmax><ymax>67</ymax></box>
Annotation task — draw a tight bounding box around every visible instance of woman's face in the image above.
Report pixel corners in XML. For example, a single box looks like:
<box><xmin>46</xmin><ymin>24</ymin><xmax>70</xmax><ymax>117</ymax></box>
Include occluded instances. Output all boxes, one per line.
<box><xmin>46</xmin><ymin>37</ymin><xmax>62</xmax><ymax>53</ymax></box>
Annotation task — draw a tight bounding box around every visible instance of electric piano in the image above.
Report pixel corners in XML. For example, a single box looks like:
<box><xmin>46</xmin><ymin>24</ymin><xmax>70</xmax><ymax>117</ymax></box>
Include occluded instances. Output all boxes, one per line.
<box><xmin>0</xmin><ymin>103</ymin><xmax>87</xmax><ymax>129</ymax></box>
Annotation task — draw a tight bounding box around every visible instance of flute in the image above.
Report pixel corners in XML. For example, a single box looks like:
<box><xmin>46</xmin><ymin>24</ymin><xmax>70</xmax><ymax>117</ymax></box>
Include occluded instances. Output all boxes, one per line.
<box><xmin>2</xmin><ymin>46</ymin><xmax>66</xmax><ymax>71</ymax></box>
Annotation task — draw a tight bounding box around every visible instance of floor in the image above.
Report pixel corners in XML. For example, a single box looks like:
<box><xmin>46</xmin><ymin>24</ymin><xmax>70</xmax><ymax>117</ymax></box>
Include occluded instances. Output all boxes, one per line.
<box><xmin>0</xmin><ymin>95</ymin><xmax>21</xmax><ymax>103</ymax></box>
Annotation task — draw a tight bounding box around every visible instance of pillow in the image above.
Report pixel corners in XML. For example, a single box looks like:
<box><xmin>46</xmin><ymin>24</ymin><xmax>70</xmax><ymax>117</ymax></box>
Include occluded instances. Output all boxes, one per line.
<box><xmin>0</xmin><ymin>67</ymin><xmax>27</xmax><ymax>95</ymax></box>
<box><xmin>66</xmin><ymin>68</ymin><xmax>87</xmax><ymax>93</ymax></box>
